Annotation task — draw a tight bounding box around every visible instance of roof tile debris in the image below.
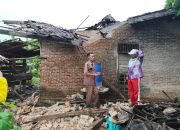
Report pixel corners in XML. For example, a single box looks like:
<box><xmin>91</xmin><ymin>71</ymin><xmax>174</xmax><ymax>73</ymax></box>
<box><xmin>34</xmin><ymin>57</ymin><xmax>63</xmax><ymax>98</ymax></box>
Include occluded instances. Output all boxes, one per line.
<box><xmin>86</xmin><ymin>14</ymin><xmax>119</xmax><ymax>37</ymax></box>
<box><xmin>86</xmin><ymin>14</ymin><xmax>117</xmax><ymax>30</ymax></box>
<box><xmin>13</xmin><ymin>92</ymin><xmax>180</xmax><ymax>130</ymax></box>
<box><xmin>2</xmin><ymin>20</ymin><xmax>84</xmax><ymax>46</ymax></box>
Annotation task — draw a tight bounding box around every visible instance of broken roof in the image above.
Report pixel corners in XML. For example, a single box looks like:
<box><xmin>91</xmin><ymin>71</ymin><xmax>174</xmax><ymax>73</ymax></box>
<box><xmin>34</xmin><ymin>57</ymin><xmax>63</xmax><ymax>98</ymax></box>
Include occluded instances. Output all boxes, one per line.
<box><xmin>127</xmin><ymin>9</ymin><xmax>176</xmax><ymax>24</ymax></box>
<box><xmin>85</xmin><ymin>14</ymin><xmax>120</xmax><ymax>37</ymax></box>
<box><xmin>86</xmin><ymin>14</ymin><xmax>117</xmax><ymax>30</ymax></box>
<box><xmin>0</xmin><ymin>20</ymin><xmax>84</xmax><ymax>46</ymax></box>
<box><xmin>0</xmin><ymin>38</ymin><xmax>39</xmax><ymax>58</ymax></box>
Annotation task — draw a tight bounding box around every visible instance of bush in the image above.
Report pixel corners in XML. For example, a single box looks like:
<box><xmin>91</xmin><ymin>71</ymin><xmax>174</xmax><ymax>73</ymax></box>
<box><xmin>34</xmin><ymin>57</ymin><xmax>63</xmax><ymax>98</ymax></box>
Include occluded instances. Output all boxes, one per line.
<box><xmin>0</xmin><ymin>102</ymin><xmax>20</xmax><ymax>130</ymax></box>
<box><xmin>32</xmin><ymin>77</ymin><xmax>40</xmax><ymax>86</ymax></box>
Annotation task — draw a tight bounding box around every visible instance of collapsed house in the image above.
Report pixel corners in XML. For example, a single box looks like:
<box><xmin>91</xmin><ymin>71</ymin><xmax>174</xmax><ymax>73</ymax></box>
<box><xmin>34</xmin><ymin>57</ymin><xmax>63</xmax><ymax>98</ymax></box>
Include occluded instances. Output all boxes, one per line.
<box><xmin>0</xmin><ymin>20</ymin><xmax>86</xmax><ymax>101</ymax></box>
<box><xmin>0</xmin><ymin>9</ymin><xmax>179</xmax><ymax>102</ymax></box>
<box><xmin>0</xmin><ymin>9</ymin><xmax>180</xmax><ymax>130</ymax></box>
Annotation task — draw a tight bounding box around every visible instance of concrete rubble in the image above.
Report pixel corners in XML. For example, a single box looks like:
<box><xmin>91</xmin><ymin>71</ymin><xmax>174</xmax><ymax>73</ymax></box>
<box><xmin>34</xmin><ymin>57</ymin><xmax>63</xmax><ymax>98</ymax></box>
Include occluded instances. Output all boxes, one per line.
<box><xmin>80</xmin><ymin>86</ymin><xmax>109</xmax><ymax>94</ymax></box>
<box><xmin>6</xmin><ymin>92</ymin><xmax>179</xmax><ymax>130</ymax></box>
<box><xmin>7</xmin><ymin>92</ymin><xmax>128</xmax><ymax>130</ymax></box>
<box><xmin>66</xmin><ymin>93</ymin><xmax>84</xmax><ymax>101</ymax></box>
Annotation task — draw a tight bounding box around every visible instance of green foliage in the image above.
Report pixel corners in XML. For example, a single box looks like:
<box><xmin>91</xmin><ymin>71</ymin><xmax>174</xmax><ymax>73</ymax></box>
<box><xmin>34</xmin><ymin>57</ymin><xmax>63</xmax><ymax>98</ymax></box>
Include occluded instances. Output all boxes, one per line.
<box><xmin>0</xmin><ymin>102</ymin><xmax>20</xmax><ymax>130</ymax></box>
<box><xmin>10</xmin><ymin>36</ymin><xmax>16</xmax><ymax>40</ymax></box>
<box><xmin>26</xmin><ymin>56</ymin><xmax>40</xmax><ymax>86</ymax></box>
<box><xmin>23</xmin><ymin>38</ymin><xmax>40</xmax><ymax>51</ymax></box>
<box><xmin>25</xmin><ymin>38</ymin><xmax>40</xmax><ymax>86</ymax></box>
<box><xmin>32</xmin><ymin>77</ymin><xmax>40</xmax><ymax>86</ymax></box>
<box><xmin>0</xmin><ymin>112</ymin><xmax>14</xmax><ymax>130</ymax></box>
<box><xmin>165</xmin><ymin>0</ymin><xmax>180</xmax><ymax>15</ymax></box>
<box><xmin>165</xmin><ymin>0</ymin><xmax>180</xmax><ymax>9</ymax></box>
<box><xmin>1</xmin><ymin>102</ymin><xmax>17</xmax><ymax>111</ymax></box>
<box><xmin>27</xmin><ymin>56</ymin><xmax>40</xmax><ymax>77</ymax></box>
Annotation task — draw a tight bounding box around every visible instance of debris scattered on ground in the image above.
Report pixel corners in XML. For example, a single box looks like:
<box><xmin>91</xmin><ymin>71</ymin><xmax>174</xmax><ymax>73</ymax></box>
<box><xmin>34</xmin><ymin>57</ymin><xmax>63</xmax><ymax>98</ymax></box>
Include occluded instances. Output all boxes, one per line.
<box><xmin>12</xmin><ymin>93</ymin><xmax>107</xmax><ymax>130</ymax></box>
<box><xmin>7</xmin><ymin>92</ymin><xmax>180</xmax><ymax>130</ymax></box>
<box><xmin>8</xmin><ymin>84</ymin><xmax>39</xmax><ymax>101</ymax></box>
<box><xmin>66</xmin><ymin>93</ymin><xmax>84</xmax><ymax>101</ymax></box>
<box><xmin>80</xmin><ymin>86</ymin><xmax>109</xmax><ymax>93</ymax></box>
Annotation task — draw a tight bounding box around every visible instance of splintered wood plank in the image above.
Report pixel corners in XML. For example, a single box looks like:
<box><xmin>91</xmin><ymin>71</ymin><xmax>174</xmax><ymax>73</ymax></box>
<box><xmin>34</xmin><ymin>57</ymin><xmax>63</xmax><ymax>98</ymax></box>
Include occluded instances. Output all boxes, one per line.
<box><xmin>24</xmin><ymin>108</ymin><xmax>108</xmax><ymax>124</ymax></box>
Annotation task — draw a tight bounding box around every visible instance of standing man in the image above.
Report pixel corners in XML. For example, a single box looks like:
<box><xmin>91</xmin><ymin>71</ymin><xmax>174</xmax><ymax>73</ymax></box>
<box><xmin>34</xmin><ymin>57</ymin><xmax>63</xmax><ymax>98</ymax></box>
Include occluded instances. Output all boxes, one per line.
<box><xmin>84</xmin><ymin>52</ymin><xmax>100</xmax><ymax>108</ymax></box>
<box><xmin>127</xmin><ymin>49</ymin><xmax>143</xmax><ymax>106</ymax></box>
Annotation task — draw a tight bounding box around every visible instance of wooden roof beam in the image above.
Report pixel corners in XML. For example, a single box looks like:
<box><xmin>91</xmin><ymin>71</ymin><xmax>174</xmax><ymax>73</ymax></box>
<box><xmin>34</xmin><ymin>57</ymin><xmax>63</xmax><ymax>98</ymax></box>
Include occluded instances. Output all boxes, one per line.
<box><xmin>3</xmin><ymin>20</ymin><xmax>24</xmax><ymax>25</ymax></box>
<box><xmin>0</xmin><ymin>29</ymin><xmax>34</xmax><ymax>39</ymax></box>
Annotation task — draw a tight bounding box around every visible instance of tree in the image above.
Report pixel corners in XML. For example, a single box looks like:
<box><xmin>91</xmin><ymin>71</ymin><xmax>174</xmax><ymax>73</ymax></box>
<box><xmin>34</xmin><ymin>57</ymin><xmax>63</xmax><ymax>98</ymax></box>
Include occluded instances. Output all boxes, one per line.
<box><xmin>165</xmin><ymin>0</ymin><xmax>180</xmax><ymax>15</ymax></box>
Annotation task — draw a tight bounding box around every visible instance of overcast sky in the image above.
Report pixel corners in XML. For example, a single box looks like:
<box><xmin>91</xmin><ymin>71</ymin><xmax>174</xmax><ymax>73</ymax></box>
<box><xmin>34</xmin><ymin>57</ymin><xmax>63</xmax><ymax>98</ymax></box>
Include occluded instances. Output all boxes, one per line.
<box><xmin>0</xmin><ymin>0</ymin><xmax>165</xmax><ymax>30</ymax></box>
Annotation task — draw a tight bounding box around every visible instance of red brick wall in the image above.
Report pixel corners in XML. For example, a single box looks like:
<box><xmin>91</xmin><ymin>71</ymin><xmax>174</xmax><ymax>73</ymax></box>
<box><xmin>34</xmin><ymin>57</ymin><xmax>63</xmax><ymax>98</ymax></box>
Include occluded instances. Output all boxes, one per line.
<box><xmin>40</xmin><ymin>40</ymin><xmax>84</xmax><ymax>98</ymax></box>
<box><xmin>83</xmin><ymin>24</ymin><xmax>134</xmax><ymax>98</ymax></box>
<box><xmin>84</xmin><ymin>38</ymin><xmax>117</xmax><ymax>84</ymax></box>
<box><xmin>38</xmin><ymin>25</ymin><xmax>137</xmax><ymax>100</ymax></box>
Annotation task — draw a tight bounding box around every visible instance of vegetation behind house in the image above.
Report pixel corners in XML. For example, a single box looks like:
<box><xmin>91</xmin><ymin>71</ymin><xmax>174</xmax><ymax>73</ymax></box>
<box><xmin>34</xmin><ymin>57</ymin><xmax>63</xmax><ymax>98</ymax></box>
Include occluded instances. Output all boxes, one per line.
<box><xmin>165</xmin><ymin>0</ymin><xmax>180</xmax><ymax>15</ymax></box>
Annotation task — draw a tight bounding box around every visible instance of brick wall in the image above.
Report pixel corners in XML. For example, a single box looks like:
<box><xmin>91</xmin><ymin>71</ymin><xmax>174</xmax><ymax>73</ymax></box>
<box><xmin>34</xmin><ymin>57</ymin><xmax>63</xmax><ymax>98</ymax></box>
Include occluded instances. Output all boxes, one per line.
<box><xmin>38</xmin><ymin>24</ymin><xmax>142</xmax><ymax>100</ymax></box>
<box><xmin>84</xmin><ymin>38</ymin><xmax>118</xmax><ymax>83</ymax></box>
<box><xmin>116</xmin><ymin>19</ymin><xmax>180</xmax><ymax>99</ymax></box>
<box><xmin>82</xmin><ymin>25</ymin><xmax>134</xmax><ymax>98</ymax></box>
<box><xmin>83</xmin><ymin>38</ymin><xmax>120</xmax><ymax>98</ymax></box>
<box><xmin>40</xmin><ymin>40</ymin><xmax>84</xmax><ymax>99</ymax></box>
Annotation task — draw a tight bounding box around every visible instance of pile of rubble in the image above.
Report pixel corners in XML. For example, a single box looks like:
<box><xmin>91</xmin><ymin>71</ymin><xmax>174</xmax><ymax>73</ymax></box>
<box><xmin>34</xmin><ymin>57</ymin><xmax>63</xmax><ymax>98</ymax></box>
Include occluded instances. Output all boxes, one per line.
<box><xmin>16</xmin><ymin>102</ymin><xmax>99</xmax><ymax>130</ymax></box>
<box><xmin>6</xmin><ymin>92</ymin><xmax>180</xmax><ymax>130</ymax></box>
<box><xmin>8</xmin><ymin>92</ymin><xmax>107</xmax><ymax>130</ymax></box>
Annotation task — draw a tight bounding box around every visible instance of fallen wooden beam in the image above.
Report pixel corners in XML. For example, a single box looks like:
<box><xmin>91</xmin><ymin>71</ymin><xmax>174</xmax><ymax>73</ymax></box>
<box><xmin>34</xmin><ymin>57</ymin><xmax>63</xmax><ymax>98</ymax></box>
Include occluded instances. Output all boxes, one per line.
<box><xmin>162</xmin><ymin>90</ymin><xmax>174</xmax><ymax>102</ymax></box>
<box><xmin>0</xmin><ymin>29</ymin><xmax>33</xmax><ymax>38</ymax></box>
<box><xmin>24</xmin><ymin>108</ymin><xmax>108</xmax><ymax>124</ymax></box>
<box><xmin>142</xmin><ymin>97</ymin><xmax>180</xmax><ymax>106</ymax></box>
<box><xmin>0</xmin><ymin>29</ymin><xmax>10</xmax><ymax>35</ymax></box>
